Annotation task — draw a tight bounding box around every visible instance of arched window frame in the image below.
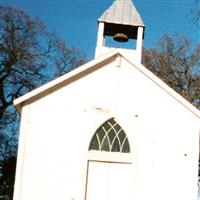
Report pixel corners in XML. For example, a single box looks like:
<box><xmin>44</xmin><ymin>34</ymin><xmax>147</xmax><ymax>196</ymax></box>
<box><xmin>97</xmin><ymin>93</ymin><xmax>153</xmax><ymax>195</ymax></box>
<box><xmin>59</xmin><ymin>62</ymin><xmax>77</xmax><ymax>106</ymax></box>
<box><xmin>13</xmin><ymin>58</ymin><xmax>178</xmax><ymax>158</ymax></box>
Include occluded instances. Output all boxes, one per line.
<box><xmin>88</xmin><ymin>118</ymin><xmax>132</xmax><ymax>163</ymax></box>
<box><xmin>89</xmin><ymin>118</ymin><xmax>130</xmax><ymax>153</ymax></box>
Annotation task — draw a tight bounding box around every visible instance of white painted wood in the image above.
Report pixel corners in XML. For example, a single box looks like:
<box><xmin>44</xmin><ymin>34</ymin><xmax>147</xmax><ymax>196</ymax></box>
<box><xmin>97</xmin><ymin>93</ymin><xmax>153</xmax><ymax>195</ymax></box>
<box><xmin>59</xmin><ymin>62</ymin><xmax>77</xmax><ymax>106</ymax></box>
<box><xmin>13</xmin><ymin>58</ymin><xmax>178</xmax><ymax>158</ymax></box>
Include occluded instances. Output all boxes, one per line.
<box><xmin>86</xmin><ymin>161</ymin><xmax>133</xmax><ymax>200</ymax></box>
<box><xmin>86</xmin><ymin>162</ymin><xmax>108</xmax><ymax>200</ymax></box>
<box><xmin>12</xmin><ymin>0</ymin><xmax>200</xmax><ymax>198</ymax></box>
<box><xmin>13</xmin><ymin>51</ymin><xmax>199</xmax><ymax>200</ymax></box>
<box><xmin>96</xmin><ymin>22</ymin><xmax>105</xmax><ymax>48</ymax></box>
<box><xmin>95</xmin><ymin>22</ymin><xmax>105</xmax><ymax>58</ymax></box>
<box><xmin>136</xmin><ymin>27</ymin><xmax>143</xmax><ymax>63</ymax></box>
<box><xmin>108</xmin><ymin>162</ymin><xmax>133</xmax><ymax>200</ymax></box>
<box><xmin>136</xmin><ymin>27</ymin><xmax>143</xmax><ymax>52</ymax></box>
<box><xmin>14</xmin><ymin>49</ymin><xmax>200</xmax><ymax>117</ymax></box>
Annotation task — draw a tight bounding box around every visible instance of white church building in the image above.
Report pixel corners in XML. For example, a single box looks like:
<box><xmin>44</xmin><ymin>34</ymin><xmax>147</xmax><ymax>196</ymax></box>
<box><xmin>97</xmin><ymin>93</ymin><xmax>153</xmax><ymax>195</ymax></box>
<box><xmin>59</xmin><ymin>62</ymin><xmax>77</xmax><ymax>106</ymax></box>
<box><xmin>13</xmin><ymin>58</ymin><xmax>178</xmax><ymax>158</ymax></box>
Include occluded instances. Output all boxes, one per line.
<box><xmin>13</xmin><ymin>1</ymin><xmax>200</xmax><ymax>200</ymax></box>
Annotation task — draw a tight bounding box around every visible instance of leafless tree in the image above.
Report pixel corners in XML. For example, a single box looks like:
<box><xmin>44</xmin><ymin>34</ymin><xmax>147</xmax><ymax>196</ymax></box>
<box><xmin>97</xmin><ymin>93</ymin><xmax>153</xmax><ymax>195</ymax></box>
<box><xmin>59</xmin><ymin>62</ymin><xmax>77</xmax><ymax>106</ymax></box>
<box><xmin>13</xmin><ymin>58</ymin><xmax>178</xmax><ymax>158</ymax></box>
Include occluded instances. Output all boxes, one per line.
<box><xmin>0</xmin><ymin>6</ymin><xmax>86</xmax><ymax>200</ymax></box>
<box><xmin>143</xmin><ymin>33</ymin><xmax>200</xmax><ymax>109</ymax></box>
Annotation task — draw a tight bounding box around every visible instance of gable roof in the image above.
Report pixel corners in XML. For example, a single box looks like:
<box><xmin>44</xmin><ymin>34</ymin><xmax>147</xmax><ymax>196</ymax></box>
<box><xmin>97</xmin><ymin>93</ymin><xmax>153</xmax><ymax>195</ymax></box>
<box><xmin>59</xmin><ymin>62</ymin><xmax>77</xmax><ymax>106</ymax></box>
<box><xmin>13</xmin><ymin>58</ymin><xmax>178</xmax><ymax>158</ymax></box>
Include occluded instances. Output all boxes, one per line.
<box><xmin>14</xmin><ymin>49</ymin><xmax>200</xmax><ymax>119</ymax></box>
<box><xmin>99</xmin><ymin>0</ymin><xmax>145</xmax><ymax>27</ymax></box>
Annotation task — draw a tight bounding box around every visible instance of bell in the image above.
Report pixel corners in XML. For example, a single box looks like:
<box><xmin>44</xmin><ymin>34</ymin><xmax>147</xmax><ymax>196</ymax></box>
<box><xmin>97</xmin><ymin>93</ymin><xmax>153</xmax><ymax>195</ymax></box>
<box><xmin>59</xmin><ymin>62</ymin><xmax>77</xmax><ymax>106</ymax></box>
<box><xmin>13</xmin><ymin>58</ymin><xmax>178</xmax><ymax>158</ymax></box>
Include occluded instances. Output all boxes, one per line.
<box><xmin>113</xmin><ymin>33</ymin><xmax>129</xmax><ymax>42</ymax></box>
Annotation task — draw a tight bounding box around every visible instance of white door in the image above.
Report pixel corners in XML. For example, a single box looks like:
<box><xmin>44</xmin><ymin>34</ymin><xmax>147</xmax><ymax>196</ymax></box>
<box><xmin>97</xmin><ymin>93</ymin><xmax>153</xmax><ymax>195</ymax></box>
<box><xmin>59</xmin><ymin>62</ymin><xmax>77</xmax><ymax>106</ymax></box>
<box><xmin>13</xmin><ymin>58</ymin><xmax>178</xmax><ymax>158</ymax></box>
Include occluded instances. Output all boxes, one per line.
<box><xmin>86</xmin><ymin>161</ymin><xmax>133</xmax><ymax>200</ymax></box>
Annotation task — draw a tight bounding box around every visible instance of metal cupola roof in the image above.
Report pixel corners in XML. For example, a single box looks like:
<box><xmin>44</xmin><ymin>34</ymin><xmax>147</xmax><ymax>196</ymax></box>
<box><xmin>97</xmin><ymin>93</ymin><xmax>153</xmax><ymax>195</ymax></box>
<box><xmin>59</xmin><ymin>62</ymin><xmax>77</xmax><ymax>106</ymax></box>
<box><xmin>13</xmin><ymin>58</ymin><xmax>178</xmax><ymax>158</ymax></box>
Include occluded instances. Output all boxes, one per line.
<box><xmin>98</xmin><ymin>0</ymin><xmax>145</xmax><ymax>27</ymax></box>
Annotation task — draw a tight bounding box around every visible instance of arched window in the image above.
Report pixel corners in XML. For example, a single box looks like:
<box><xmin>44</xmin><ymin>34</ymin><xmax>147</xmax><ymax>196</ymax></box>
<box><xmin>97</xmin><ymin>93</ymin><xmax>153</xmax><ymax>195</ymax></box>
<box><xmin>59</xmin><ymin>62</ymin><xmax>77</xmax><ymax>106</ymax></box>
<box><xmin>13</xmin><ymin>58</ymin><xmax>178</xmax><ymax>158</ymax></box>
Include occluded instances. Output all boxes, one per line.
<box><xmin>89</xmin><ymin>118</ymin><xmax>130</xmax><ymax>153</ymax></box>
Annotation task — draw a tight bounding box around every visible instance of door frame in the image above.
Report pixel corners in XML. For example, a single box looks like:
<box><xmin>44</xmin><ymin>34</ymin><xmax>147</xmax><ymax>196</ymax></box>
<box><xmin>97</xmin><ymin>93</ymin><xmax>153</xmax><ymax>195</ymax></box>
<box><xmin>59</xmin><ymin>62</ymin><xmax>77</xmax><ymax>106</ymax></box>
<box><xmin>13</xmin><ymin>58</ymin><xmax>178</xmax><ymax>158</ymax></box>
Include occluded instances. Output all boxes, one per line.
<box><xmin>84</xmin><ymin>151</ymin><xmax>133</xmax><ymax>200</ymax></box>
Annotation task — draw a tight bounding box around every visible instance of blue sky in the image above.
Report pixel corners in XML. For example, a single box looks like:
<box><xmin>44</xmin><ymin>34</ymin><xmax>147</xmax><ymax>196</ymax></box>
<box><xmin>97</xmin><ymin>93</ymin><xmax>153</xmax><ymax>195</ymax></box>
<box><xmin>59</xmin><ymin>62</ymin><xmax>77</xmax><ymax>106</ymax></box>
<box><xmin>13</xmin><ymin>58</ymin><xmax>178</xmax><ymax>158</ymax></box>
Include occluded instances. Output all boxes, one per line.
<box><xmin>1</xmin><ymin>0</ymin><xmax>199</xmax><ymax>60</ymax></box>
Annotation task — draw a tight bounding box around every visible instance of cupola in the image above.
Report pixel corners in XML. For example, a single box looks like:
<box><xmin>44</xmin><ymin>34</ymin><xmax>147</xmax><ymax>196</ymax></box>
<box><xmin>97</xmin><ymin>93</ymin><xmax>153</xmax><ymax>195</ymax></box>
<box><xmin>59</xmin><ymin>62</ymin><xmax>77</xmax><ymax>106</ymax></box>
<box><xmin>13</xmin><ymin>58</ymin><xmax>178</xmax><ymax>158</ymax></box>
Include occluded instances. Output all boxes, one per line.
<box><xmin>95</xmin><ymin>0</ymin><xmax>145</xmax><ymax>63</ymax></box>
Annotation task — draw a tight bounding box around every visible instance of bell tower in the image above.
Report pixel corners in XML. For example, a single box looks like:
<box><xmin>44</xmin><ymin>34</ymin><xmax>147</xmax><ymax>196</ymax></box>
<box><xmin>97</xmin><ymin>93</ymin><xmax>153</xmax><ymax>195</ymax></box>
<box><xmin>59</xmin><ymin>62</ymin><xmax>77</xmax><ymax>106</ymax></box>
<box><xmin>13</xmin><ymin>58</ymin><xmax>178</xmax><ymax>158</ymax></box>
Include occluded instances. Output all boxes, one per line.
<box><xmin>95</xmin><ymin>0</ymin><xmax>145</xmax><ymax>63</ymax></box>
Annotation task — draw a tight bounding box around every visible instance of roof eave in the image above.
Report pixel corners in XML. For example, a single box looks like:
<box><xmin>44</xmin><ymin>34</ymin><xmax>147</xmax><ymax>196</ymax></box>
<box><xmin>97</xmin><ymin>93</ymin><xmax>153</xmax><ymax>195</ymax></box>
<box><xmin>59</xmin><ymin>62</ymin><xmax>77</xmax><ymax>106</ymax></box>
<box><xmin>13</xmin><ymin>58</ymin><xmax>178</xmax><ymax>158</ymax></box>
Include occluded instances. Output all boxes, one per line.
<box><xmin>119</xmin><ymin>52</ymin><xmax>200</xmax><ymax>119</ymax></box>
<box><xmin>13</xmin><ymin>49</ymin><xmax>121</xmax><ymax>112</ymax></box>
<box><xmin>14</xmin><ymin>49</ymin><xmax>200</xmax><ymax>119</ymax></box>
<box><xmin>98</xmin><ymin>19</ymin><xmax>145</xmax><ymax>28</ymax></box>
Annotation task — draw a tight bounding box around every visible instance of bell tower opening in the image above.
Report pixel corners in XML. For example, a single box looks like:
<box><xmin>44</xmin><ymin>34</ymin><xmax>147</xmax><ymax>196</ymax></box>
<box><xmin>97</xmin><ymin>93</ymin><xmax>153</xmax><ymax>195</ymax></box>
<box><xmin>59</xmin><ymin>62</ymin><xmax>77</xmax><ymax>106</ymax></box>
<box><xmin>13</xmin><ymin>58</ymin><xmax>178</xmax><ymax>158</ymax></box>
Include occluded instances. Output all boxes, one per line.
<box><xmin>95</xmin><ymin>0</ymin><xmax>145</xmax><ymax>63</ymax></box>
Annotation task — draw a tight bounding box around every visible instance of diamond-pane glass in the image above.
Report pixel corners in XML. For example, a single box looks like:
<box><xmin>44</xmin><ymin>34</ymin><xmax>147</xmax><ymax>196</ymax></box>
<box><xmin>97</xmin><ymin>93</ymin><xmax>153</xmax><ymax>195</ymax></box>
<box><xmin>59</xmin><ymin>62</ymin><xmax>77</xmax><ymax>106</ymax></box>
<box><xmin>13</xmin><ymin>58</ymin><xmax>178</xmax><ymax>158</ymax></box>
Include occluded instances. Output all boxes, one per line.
<box><xmin>122</xmin><ymin>138</ymin><xmax>130</xmax><ymax>153</ymax></box>
<box><xmin>89</xmin><ymin>118</ymin><xmax>130</xmax><ymax>153</ymax></box>
<box><xmin>111</xmin><ymin>138</ymin><xmax>120</xmax><ymax>152</ymax></box>
<box><xmin>89</xmin><ymin>134</ymin><xmax>99</xmax><ymax>150</ymax></box>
